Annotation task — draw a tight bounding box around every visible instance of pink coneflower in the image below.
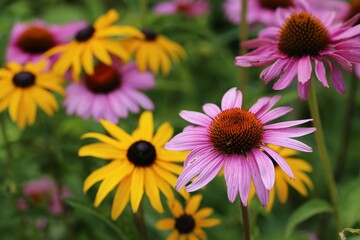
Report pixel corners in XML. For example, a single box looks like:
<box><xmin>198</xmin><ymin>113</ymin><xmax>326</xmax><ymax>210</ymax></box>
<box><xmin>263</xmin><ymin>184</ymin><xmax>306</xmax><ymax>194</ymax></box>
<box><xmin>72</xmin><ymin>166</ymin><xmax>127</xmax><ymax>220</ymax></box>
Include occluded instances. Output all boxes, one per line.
<box><xmin>154</xmin><ymin>0</ymin><xmax>210</xmax><ymax>17</ymax></box>
<box><xmin>223</xmin><ymin>0</ymin><xmax>349</xmax><ymax>25</ymax></box>
<box><xmin>165</xmin><ymin>88</ymin><xmax>315</xmax><ymax>206</ymax></box>
<box><xmin>64</xmin><ymin>61</ymin><xmax>155</xmax><ymax>123</ymax></box>
<box><xmin>6</xmin><ymin>20</ymin><xmax>85</xmax><ymax>63</ymax></box>
<box><xmin>235</xmin><ymin>5</ymin><xmax>360</xmax><ymax>100</ymax></box>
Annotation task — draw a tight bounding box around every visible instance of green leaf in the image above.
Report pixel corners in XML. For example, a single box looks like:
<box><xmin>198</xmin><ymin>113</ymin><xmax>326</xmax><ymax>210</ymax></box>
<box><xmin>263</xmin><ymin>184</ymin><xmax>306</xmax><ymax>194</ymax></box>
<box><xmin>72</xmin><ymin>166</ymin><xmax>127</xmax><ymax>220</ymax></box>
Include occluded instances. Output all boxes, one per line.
<box><xmin>285</xmin><ymin>199</ymin><xmax>333</xmax><ymax>239</ymax></box>
<box><xmin>340</xmin><ymin>177</ymin><xmax>360</xmax><ymax>227</ymax></box>
<box><xmin>64</xmin><ymin>197</ymin><xmax>128</xmax><ymax>240</ymax></box>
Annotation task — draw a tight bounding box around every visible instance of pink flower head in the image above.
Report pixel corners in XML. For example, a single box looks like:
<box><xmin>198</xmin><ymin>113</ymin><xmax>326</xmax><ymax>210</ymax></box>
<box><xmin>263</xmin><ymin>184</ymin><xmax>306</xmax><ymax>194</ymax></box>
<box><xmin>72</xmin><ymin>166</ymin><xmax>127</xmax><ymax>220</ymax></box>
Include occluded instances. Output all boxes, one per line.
<box><xmin>16</xmin><ymin>197</ymin><xmax>29</xmax><ymax>211</ymax></box>
<box><xmin>64</xmin><ymin>60</ymin><xmax>155</xmax><ymax>123</ymax></box>
<box><xmin>235</xmin><ymin>4</ymin><xmax>360</xmax><ymax>100</ymax></box>
<box><xmin>166</xmin><ymin>88</ymin><xmax>315</xmax><ymax>206</ymax></box>
<box><xmin>223</xmin><ymin>0</ymin><xmax>349</xmax><ymax>26</ymax></box>
<box><xmin>154</xmin><ymin>0</ymin><xmax>210</xmax><ymax>17</ymax></box>
<box><xmin>6</xmin><ymin>20</ymin><xmax>86</xmax><ymax>64</ymax></box>
<box><xmin>23</xmin><ymin>177</ymin><xmax>57</xmax><ymax>204</ymax></box>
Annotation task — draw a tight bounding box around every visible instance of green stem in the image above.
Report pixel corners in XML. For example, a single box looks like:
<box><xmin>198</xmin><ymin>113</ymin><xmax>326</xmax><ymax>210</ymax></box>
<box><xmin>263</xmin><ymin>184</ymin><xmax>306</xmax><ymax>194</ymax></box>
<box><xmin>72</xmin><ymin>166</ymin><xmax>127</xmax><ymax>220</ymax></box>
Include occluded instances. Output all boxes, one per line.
<box><xmin>308</xmin><ymin>80</ymin><xmax>341</xmax><ymax>229</ymax></box>
<box><xmin>239</xmin><ymin>0</ymin><xmax>249</xmax><ymax>97</ymax></box>
<box><xmin>0</xmin><ymin>114</ymin><xmax>14</xmax><ymax>173</ymax></box>
<box><xmin>133</xmin><ymin>203</ymin><xmax>147</xmax><ymax>240</ymax></box>
<box><xmin>140</xmin><ymin>0</ymin><xmax>148</xmax><ymax>28</ymax></box>
<box><xmin>241</xmin><ymin>202</ymin><xmax>251</xmax><ymax>240</ymax></box>
<box><xmin>335</xmin><ymin>73</ymin><xmax>358</xmax><ymax>181</ymax></box>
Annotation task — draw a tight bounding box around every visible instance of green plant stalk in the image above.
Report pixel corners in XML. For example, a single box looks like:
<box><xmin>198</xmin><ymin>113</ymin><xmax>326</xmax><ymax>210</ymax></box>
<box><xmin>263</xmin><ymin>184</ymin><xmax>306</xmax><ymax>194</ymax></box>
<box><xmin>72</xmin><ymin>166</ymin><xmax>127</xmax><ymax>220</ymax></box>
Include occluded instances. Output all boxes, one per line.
<box><xmin>0</xmin><ymin>114</ymin><xmax>14</xmax><ymax>173</ymax></box>
<box><xmin>241</xmin><ymin>202</ymin><xmax>251</xmax><ymax>240</ymax></box>
<box><xmin>308</xmin><ymin>80</ymin><xmax>341</xmax><ymax>229</ymax></box>
<box><xmin>140</xmin><ymin>0</ymin><xmax>148</xmax><ymax>28</ymax></box>
<box><xmin>133</xmin><ymin>203</ymin><xmax>147</xmax><ymax>240</ymax></box>
<box><xmin>239</xmin><ymin>0</ymin><xmax>249</xmax><ymax>97</ymax></box>
<box><xmin>335</xmin><ymin>73</ymin><xmax>358</xmax><ymax>180</ymax></box>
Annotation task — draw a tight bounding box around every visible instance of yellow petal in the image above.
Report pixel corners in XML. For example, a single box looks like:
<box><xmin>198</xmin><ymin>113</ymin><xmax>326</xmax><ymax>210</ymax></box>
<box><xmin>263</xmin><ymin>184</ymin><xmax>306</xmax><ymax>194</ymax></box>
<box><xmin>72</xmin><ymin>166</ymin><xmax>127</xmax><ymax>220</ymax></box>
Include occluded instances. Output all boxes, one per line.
<box><xmin>285</xmin><ymin>176</ymin><xmax>308</xmax><ymax>196</ymax></box>
<box><xmin>23</xmin><ymin>90</ymin><xmax>37</xmax><ymax>125</ymax></box>
<box><xmin>94</xmin><ymin>9</ymin><xmax>119</xmax><ymax>29</ymax></box>
<box><xmin>135</xmin><ymin>44</ymin><xmax>149</xmax><ymax>72</ymax></box>
<box><xmin>95</xmin><ymin>26</ymin><xmax>142</xmax><ymax>38</ymax></box>
<box><xmin>275</xmin><ymin>172</ymin><xmax>288</xmax><ymax>204</ymax></box>
<box><xmin>153</xmin><ymin>122</ymin><xmax>174</xmax><ymax>147</ymax></box>
<box><xmin>154</xmin><ymin>172</ymin><xmax>175</xmax><ymax>205</ymax></box>
<box><xmin>52</xmin><ymin>43</ymin><xmax>77</xmax><ymax>75</ymax></box>
<box><xmin>288</xmin><ymin>159</ymin><xmax>313</xmax><ymax>172</ymax></box>
<box><xmin>265</xmin><ymin>188</ymin><xmax>275</xmax><ymax>212</ymax></box>
<box><xmin>248</xmin><ymin>181</ymin><xmax>256</xmax><ymax>205</ymax></box>
<box><xmin>111</xmin><ymin>175</ymin><xmax>131</xmax><ymax>220</ymax></box>
<box><xmin>81</xmin><ymin>132</ymin><xmax>122</xmax><ymax>149</ymax></box>
<box><xmin>6</xmin><ymin>62</ymin><xmax>22</xmax><ymax>73</ymax></box>
<box><xmin>194</xmin><ymin>228</ymin><xmax>207</xmax><ymax>240</ymax></box>
<box><xmin>170</xmin><ymin>199</ymin><xmax>184</xmax><ymax>218</ymax></box>
<box><xmin>0</xmin><ymin>69</ymin><xmax>12</xmax><ymax>78</ymax></box>
<box><xmin>156</xmin><ymin>219</ymin><xmax>175</xmax><ymax>230</ymax></box>
<box><xmin>295</xmin><ymin>171</ymin><xmax>314</xmax><ymax>189</ymax></box>
<box><xmin>8</xmin><ymin>89</ymin><xmax>22</xmax><ymax>122</ymax></box>
<box><xmin>157</xmin><ymin>161</ymin><xmax>183</xmax><ymax>175</ymax></box>
<box><xmin>99</xmin><ymin>119</ymin><xmax>133</xmax><ymax>143</ymax></box>
<box><xmin>0</xmin><ymin>81</ymin><xmax>15</xmax><ymax>99</ymax></box>
<box><xmin>30</xmin><ymin>87</ymin><xmax>58</xmax><ymax>115</ymax></box>
<box><xmin>82</xmin><ymin>45</ymin><xmax>94</xmax><ymax>75</ymax></box>
<box><xmin>0</xmin><ymin>94</ymin><xmax>12</xmax><ymax>113</ymax></box>
<box><xmin>148</xmin><ymin>44</ymin><xmax>160</xmax><ymax>74</ymax></box>
<box><xmin>91</xmin><ymin>40</ymin><xmax>112</xmax><ymax>65</ymax></box>
<box><xmin>158</xmin><ymin>47</ymin><xmax>171</xmax><ymax>75</ymax></box>
<box><xmin>144</xmin><ymin>168</ymin><xmax>164</xmax><ymax>213</ymax></box>
<box><xmin>36</xmin><ymin>75</ymin><xmax>65</xmax><ymax>95</ymax></box>
<box><xmin>83</xmin><ymin>160</ymin><xmax>122</xmax><ymax>192</ymax></box>
<box><xmin>185</xmin><ymin>195</ymin><xmax>202</xmax><ymax>215</ymax></box>
<box><xmin>95</xmin><ymin>160</ymin><xmax>134</xmax><ymax>206</ymax></box>
<box><xmin>44</xmin><ymin>44</ymin><xmax>69</xmax><ymax>57</ymax></box>
<box><xmin>167</xmin><ymin>231</ymin><xmax>179</xmax><ymax>240</ymax></box>
<box><xmin>130</xmin><ymin>167</ymin><xmax>145</xmax><ymax>212</ymax></box>
<box><xmin>197</xmin><ymin>219</ymin><xmax>220</xmax><ymax>228</ymax></box>
<box><xmin>189</xmin><ymin>233</ymin><xmax>199</xmax><ymax>240</ymax></box>
<box><xmin>78</xmin><ymin>143</ymin><xmax>125</xmax><ymax>159</ymax></box>
<box><xmin>137</xmin><ymin>111</ymin><xmax>153</xmax><ymax>141</ymax></box>
<box><xmin>102</xmin><ymin>39</ymin><xmax>129</xmax><ymax>61</ymax></box>
<box><xmin>157</xmin><ymin>149</ymin><xmax>189</xmax><ymax>162</ymax></box>
<box><xmin>194</xmin><ymin>208</ymin><xmax>213</xmax><ymax>220</ymax></box>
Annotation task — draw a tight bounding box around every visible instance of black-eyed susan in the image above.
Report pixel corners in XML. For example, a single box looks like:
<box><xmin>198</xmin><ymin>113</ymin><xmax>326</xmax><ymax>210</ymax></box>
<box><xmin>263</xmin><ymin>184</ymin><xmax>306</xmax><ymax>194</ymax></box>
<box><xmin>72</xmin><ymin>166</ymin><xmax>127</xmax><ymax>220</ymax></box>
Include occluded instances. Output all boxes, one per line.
<box><xmin>0</xmin><ymin>60</ymin><xmax>64</xmax><ymax>129</ymax></box>
<box><xmin>156</xmin><ymin>194</ymin><xmax>220</xmax><ymax>240</ymax></box>
<box><xmin>120</xmin><ymin>29</ymin><xmax>186</xmax><ymax>75</ymax></box>
<box><xmin>79</xmin><ymin>111</ymin><xmax>189</xmax><ymax>220</ymax></box>
<box><xmin>249</xmin><ymin>145</ymin><xmax>313</xmax><ymax>211</ymax></box>
<box><xmin>45</xmin><ymin>9</ymin><xmax>143</xmax><ymax>81</ymax></box>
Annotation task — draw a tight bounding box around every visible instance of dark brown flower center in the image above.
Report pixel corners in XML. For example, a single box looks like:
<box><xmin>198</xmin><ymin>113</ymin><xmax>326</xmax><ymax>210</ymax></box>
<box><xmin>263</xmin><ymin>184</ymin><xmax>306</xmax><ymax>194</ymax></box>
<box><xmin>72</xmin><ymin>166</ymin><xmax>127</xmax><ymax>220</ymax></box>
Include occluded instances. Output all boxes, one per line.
<box><xmin>177</xmin><ymin>3</ymin><xmax>191</xmax><ymax>12</ymax></box>
<box><xmin>278</xmin><ymin>12</ymin><xmax>330</xmax><ymax>57</ymax></box>
<box><xmin>209</xmin><ymin>108</ymin><xmax>264</xmax><ymax>155</ymax></box>
<box><xmin>16</xmin><ymin>26</ymin><xmax>56</xmax><ymax>54</ymax></box>
<box><xmin>127</xmin><ymin>141</ymin><xmax>157</xmax><ymax>167</ymax></box>
<box><xmin>175</xmin><ymin>214</ymin><xmax>195</xmax><ymax>234</ymax></box>
<box><xmin>84</xmin><ymin>63</ymin><xmax>121</xmax><ymax>94</ymax></box>
<box><xmin>75</xmin><ymin>25</ymin><xmax>95</xmax><ymax>42</ymax></box>
<box><xmin>141</xmin><ymin>29</ymin><xmax>157</xmax><ymax>41</ymax></box>
<box><xmin>13</xmin><ymin>71</ymin><xmax>36</xmax><ymax>88</ymax></box>
<box><xmin>259</xmin><ymin>0</ymin><xmax>293</xmax><ymax>10</ymax></box>
<box><xmin>348</xmin><ymin>0</ymin><xmax>360</xmax><ymax>24</ymax></box>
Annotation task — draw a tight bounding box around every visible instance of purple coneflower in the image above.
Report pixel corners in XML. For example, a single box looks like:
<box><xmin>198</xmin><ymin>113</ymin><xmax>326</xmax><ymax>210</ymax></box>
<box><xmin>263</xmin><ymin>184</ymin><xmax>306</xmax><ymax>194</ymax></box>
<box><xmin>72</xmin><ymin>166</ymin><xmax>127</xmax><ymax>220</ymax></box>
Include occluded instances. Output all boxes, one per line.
<box><xmin>235</xmin><ymin>4</ymin><xmax>360</xmax><ymax>100</ymax></box>
<box><xmin>154</xmin><ymin>0</ymin><xmax>210</xmax><ymax>17</ymax></box>
<box><xmin>64</xmin><ymin>61</ymin><xmax>155</xmax><ymax>123</ymax></box>
<box><xmin>165</xmin><ymin>88</ymin><xmax>315</xmax><ymax>206</ymax></box>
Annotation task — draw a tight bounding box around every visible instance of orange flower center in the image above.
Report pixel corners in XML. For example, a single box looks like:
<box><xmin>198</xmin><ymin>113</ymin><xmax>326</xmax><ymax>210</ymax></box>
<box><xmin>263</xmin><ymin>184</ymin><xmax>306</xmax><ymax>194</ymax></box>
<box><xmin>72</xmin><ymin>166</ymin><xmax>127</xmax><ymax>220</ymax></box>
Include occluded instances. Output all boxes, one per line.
<box><xmin>259</xmin><ymin>0</ymin><xmax>293</xmax><ymax>10</ymax></box>
<box><xmin>84</xmin><ymin>63</ymin><xmax>120</xmax><ymax>94</ymax></box>
<box><xmin>209</xmin><ymin>108</ymin><xmax>264</xmax><ymax>155</ymax></box>
<box><xmin>127</xmin><ymin>141</ymin><xmax>157</xmax><ymax>167</ymax></box>
<box><xmin>278</xmin><ymin>12</ymin><xmax>330</xmax><ymax>57</ymax></box>
<box><xmin>175</xmin><ymin>214</ymin><xmax>195</xmax><ymax>234</ymax></box>
<box><xmin>15</xmin><ymin>26</ymin><xmax>56</xmax><ymax>54</ymax></box>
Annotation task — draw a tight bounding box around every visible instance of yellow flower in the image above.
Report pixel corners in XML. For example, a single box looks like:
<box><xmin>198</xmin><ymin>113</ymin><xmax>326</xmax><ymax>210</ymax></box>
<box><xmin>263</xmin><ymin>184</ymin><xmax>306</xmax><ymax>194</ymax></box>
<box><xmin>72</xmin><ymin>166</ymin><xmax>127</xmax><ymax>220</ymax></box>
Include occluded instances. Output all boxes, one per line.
<box><xmin>45</xmin><ymin>9</ymin><xmax>142</xmax><ymax>81</ymax></box>
<box><xmin>120</xmin><ymin>29</ymin><xmax>186</xmax><ymax>75</ymax></box>
<box><xmin>156</xmin><ymin>194</ymin><xmax>220</xmax><ymax>240</ymax></box>
<box><xmin>79</xmin><ymin>111</ymin><xmax>189</xmax><ymax>220</ymax></box>
<box><xmin>0</xmin><ymin>60</ymin><xmax>64</xmax><ymax>129</ymax></box>
<box><xmin>249</xmin><ymin>145</ymin><xmax>313</xmax><ymax>211</ymax></box>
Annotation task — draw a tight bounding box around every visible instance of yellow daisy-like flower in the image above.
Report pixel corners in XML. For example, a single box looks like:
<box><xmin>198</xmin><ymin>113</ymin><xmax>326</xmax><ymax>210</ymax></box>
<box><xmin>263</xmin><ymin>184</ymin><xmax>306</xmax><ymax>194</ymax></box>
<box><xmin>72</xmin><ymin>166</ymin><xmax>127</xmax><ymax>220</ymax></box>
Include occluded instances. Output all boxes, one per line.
<box><xmin>0</xmin><ymin>60</ymin><xmax>64</xmax><ymax>129</ymax></box>
<box><xmin>45</xmin><ymin>9</ymin><xmax>142</xmax><ymax>81</ymax></box>
<box><xmin>79</xmin><ymin>111</ymin><xmax>189</xmax><ymax>220</ymax></box>
<box><xmin>249</xmin><ymin>145</ymin><xmax>313</xmax><ymax>211</ymax></box>
<box><xmin>156</xmin><ymin>194</ymin><xmax>220</xmax><ymax>240</ymax></box>
<box><xmin>120</xmin><ymin>29</ymin><xmax>186</xmax><ymax>75</ymax></box>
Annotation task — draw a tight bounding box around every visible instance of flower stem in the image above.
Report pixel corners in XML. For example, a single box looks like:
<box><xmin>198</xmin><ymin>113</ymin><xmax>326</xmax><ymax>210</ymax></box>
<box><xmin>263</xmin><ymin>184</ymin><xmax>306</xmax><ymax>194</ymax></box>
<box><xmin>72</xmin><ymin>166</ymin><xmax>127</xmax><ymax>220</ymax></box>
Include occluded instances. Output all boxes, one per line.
<box><xmin>239</xmin><ymin>0</ymin><xmax>249</xmax><ymax>98</ymax></box>
<box><xmin>0</xmin><ymin>114</ymin><xmax>14</xmax><ymax>173</ymax></box>
<box><xmin>240</xmin><ymin>202</ymin><xmax>251</xmax><ymax>240</ymax></box>
<box><xmin>140</xmin><ymin>0</ymin><xmax>148</xmax><ymax>28</ymax></box>
<box><xmin>308</xmin><ymin>81</ymin><xmax>341</xmax><ymax>229</ymax></box>
<box><xmin>133</xmin><ymin>203</ymin><xmax>147</xmax><ymax>240</ymax></box>
<box><xmin>335</xmin><ymin>73</ymin><xmax>358</xmax><ymax>181</ymax></box>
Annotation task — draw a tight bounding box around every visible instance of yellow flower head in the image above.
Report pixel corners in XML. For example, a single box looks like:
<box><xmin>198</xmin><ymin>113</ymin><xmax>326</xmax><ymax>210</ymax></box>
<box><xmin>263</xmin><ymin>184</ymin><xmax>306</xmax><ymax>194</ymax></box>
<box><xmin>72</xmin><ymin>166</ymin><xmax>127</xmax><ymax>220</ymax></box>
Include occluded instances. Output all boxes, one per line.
<box><xmin>156</xmin><ymin>194</ymin><xmax>220</xmax><ymax>240</ymax></box>
<box><xmin>249</xmin><ymin>145</ymin><xmax>313</xmax><ymax>211</ymax></box>
<box><xmin>45</xmin><ymin>9</ymin><xmax>142</xmax><ymax>81</ymax></box>
<box><xmin>0</xmin><ymin>60</ymin><xmax>64</xmax><ymax>129</ymax></box>
<box><xmin>79</xmin><ymin>111</ymin><xmax>189</xmax><ymax>220</ymax></box>
<box><xmin>120</xmin><ymin>29</ymin><xmax>186</xmax><ymax>75</ymax></box>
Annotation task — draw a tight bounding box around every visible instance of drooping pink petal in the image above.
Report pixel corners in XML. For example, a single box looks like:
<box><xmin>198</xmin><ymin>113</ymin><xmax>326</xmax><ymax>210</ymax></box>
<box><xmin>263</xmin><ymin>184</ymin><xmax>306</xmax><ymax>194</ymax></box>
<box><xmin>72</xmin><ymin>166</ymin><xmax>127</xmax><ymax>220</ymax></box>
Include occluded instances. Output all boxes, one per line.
<box><xmin>297</xmin><ymin>56</ymin><xmax>312</xmax><ymax>84</ymax></box>
<box><xmin>224</xmin><ymin>155</ymin><xmax>240</xmax><ymax>202</ymax></box>
<box><xmin>248</xmin><ymin>155</ymin><xmax>269</xmax><ymax>206</ymax></box>
<box><xmin>314</xmin><ymin>59</ymin><xmax>329</xmax><ymax>88</ymax></box>
<box><xmin>297</xmin><ymin>81</ymin><xmax>311</xmax><ymax>101</ymax></box>
<box><xmin>261</xmin><ymin>59</ymin><xmax>288</xmax><ymax>84</ymax></box>
<box><xmin>262</xmin><ymin>145</ymin><xmax>295</xmax><ymax>178</ymax></box>
<box><xmin>238</xmin><ymin>156</ymin><xmax>251</xmax><ymax>206</ymax></box>
<box><xmin>327</xmin><ymin>61</ymin><xmax>346</xmax><ymax>93</ymax></box>
<box><xmin>249</xmin><ymin>149</ymin><xmax>275</xmax><ymax>190</ymax></box>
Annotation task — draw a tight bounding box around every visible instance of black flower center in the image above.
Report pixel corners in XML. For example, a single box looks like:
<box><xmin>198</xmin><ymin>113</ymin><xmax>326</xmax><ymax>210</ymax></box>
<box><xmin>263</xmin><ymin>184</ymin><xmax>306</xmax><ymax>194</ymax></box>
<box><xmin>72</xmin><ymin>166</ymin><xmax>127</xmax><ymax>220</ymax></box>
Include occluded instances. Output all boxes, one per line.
<box><xmin>141</xmin><ymin>29</ymin><xmax>158</xmax><ymax>41</ymax></box>
<box><xmin>127</xmin><ymin>141</ymin><xmax>156</xmax><ymax>167</ymax></box>
<box><xmin>209</xmin><ymin>108</ymin><xmax>264</xmax><ymax>155</ymax></box>
<box><xmin>175</xmin><ymin>214</ymin><xmax>196</xmax><ymax>234</ymax></box>
<box><xmin>278</xmin><ymin>12</ymin><xmax>330</xmax><ymax>57</ymax></box>
<box><xmin>16</xmin><ymin>26</ymin><xmax>57</xmax><ymax>54</ymax></box>
<box><xmin>259</xmin><ymin>0</ymin><xmax>293</xmax><ymax>10</ymax></box>
<box><xmin>84</xmin><ymin>63</ymin><xmax>121</xmax><ymax>94</ymax></box>
<box><xmin>75</xmin><ymin>25</ymin><xmax>95</xmax><ymax>42</ymax></box>
<box><xmin>13</xmin><ymin>71</ymin><xmax>36</xmax><ymax>88</ymax></box>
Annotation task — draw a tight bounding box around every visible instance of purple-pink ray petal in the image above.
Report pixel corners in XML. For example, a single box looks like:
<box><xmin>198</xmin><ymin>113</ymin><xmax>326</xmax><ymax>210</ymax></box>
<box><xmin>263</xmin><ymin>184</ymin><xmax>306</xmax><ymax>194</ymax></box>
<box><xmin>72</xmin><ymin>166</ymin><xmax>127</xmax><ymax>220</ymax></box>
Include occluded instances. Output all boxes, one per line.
<box><xmin>255</xmin><ymin>95</ymin><xmax>282</xmax><ymax>118</ymax></box>
<box><xmin>262</xmin><ymin>135</ymin><xmax>313</xmax><ymax>152</ymax></box>
<box><xmin>248</xmin><ymin>154</ymin><xmax>269</xmax><ymax>206</ymax></box>
<box><xmin>249</xmin><ymin>149</ymin><xmax>275</xmax><ymax>190</ymax></box>
<box><xmin>262</xmin><ymin>145</ymin><xmax>295</xmax><ymax>178</ymax></box>
<box><xmin>179</xmin><ymin>110</ymin><xmax>212</xmax><ymax>127</ymax></box>
<box><xmin>238</xmin><ymin>156</ymin><xmax>251</xmax><ymax>206</ymax></box>
<box><xmin>202</xmin><ymin>103</ymin><xmax>221</xmax><ymax>119</ymax></box>
<box><xmin>332</xmin><ymin>24</ymin><xmax>360</xmax><ymax>41</ymax></box>
<box><xmin>273</xmin><ymin>60</ymin><xmax>297</xmax><ymax>90</ymax></box>
<box><xmin>264</xmin><ymin>119</ymin><xmax>313</xmax><ymax>129</ymax></box>
<box><xmin>263</xmin><ymin>127</ymin><xmax>316</xmax><ymax>138</ymax></box>
<box><xmin>314</xmin><ymin>59</ymin><xmax>329</xmax><ymax>88</ymax></box>
<box><xmin>297</xmin><ymin>81</ymin><xmax>310</xmax><ymax>101</ymax></box>
<box><xmin>259</xmin><ymin>106</ymin><xmax>292</xmax><ymax>124</ymax></box>
<box><xmin>298</xmin><ymin>56</ymin><xmax>312</xmax><ymax>84</ymax></box>
<box><xmin>326</xmin><ymin>61</ymin><xmax>347</xmax><ymax>93</ymax></box>
<box><xmin>221</xmin><ymin>87</ymin><xmax>237</xmax><ymax>110</ymax></box>
<box><xmin>224</xmin><ymin>155</ymin><xmax>240</xmax><ymax>203</ymax></box>
<box><xmin>261</xmin><ymin>59</ymin><xmax>287</xmax><ymax>84</ymax></box>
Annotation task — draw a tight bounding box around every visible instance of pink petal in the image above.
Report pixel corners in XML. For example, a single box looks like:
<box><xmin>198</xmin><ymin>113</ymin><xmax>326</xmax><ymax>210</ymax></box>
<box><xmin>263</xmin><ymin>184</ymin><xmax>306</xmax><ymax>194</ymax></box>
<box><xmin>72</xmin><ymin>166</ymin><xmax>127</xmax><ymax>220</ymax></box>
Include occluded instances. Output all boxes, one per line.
<box><xmin>262</xmin><ymin>145</ymin><xmax>295</xmax><ymax>178</ymax></box>
<box><xmin>314</xmin><ymin>59</ymin><xmax>329</xmax><ymax>88</ymax></box>
<box><xmin>238</xmin><ymin>157</ymin><xmax>251</xmax><ymax>206</ymax></box>
<box><xmin>297</xmin><ymin>81</ymin><xmax>311</xmax><ymax>101</ymax></box>
<box><xmin>248</xmin><ymin>155</ymin><xmax>269</xmax><ymax>206</ymax></box>
<box><xmin>224</xmin><ymin>155</ymin><xmax>240</xmax><ymax>203</ymax></box>
<box><xmin>263</xmin><ymin>127</ymin><xmax>316</xmax><ymax>138</ymax></box>
<box><xmin>262</xmin><ymin>135</ymin><xmax>313</xmax><ymax>152</ymax></box>
<box><xmin>259</xmin><ymin>107</ymin><xmax>292</xmax><ymax>124</ymax></box>
<box><xmin>327</xmin><ymin>61</ymin><xmax>346</xmax><ymax>93</ymax></box>
<box><xmin>255</xmin><ymin>95</ymin><xmax>282</xmax><ymax>118</ymax></box>
<box><xmin>332</xmin><ymin>24</ymin><xmax>360</xmax><ymax>41</ymax></box>
<box><xmin>249</xmin><ymin>149</ymin><xmax>275</xmax><ymax>190</ymax></box>
<box><xmin>264</xmin><ymin>119</ymin><xmax>313</xmax><ymax>129</ymax></box>
<box><xmin>298</xmin><ymin>56</ymin><xmax>312</xmax><ymax>84</ymax></box>
<box><xmin>180</xmin><ymin>110</ymin><xmax>212</xmax><ymax>127</ymax></box>
<box><xmin>202</xmin><ymin>103</ymin><xmax>221</xmax><ymax>119</ymax></box>
<box><xmin>221</xmin><ymin>87</ymin><xmax>237</xmax><ymax>110</ymax></box>
<box><xmin>153</xmin><ymin>2</ymin><xmax>177</xmax><ymax>14</ymax></box>
<box><xmin>273</xmin><ymin>60</ymin><xmax>297</xmax><ymax>90</ymax></box>
<box><xmin>261</xmin><ymin>59</ymin><xmax>287</xmax><ymax>84</ymax></box>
